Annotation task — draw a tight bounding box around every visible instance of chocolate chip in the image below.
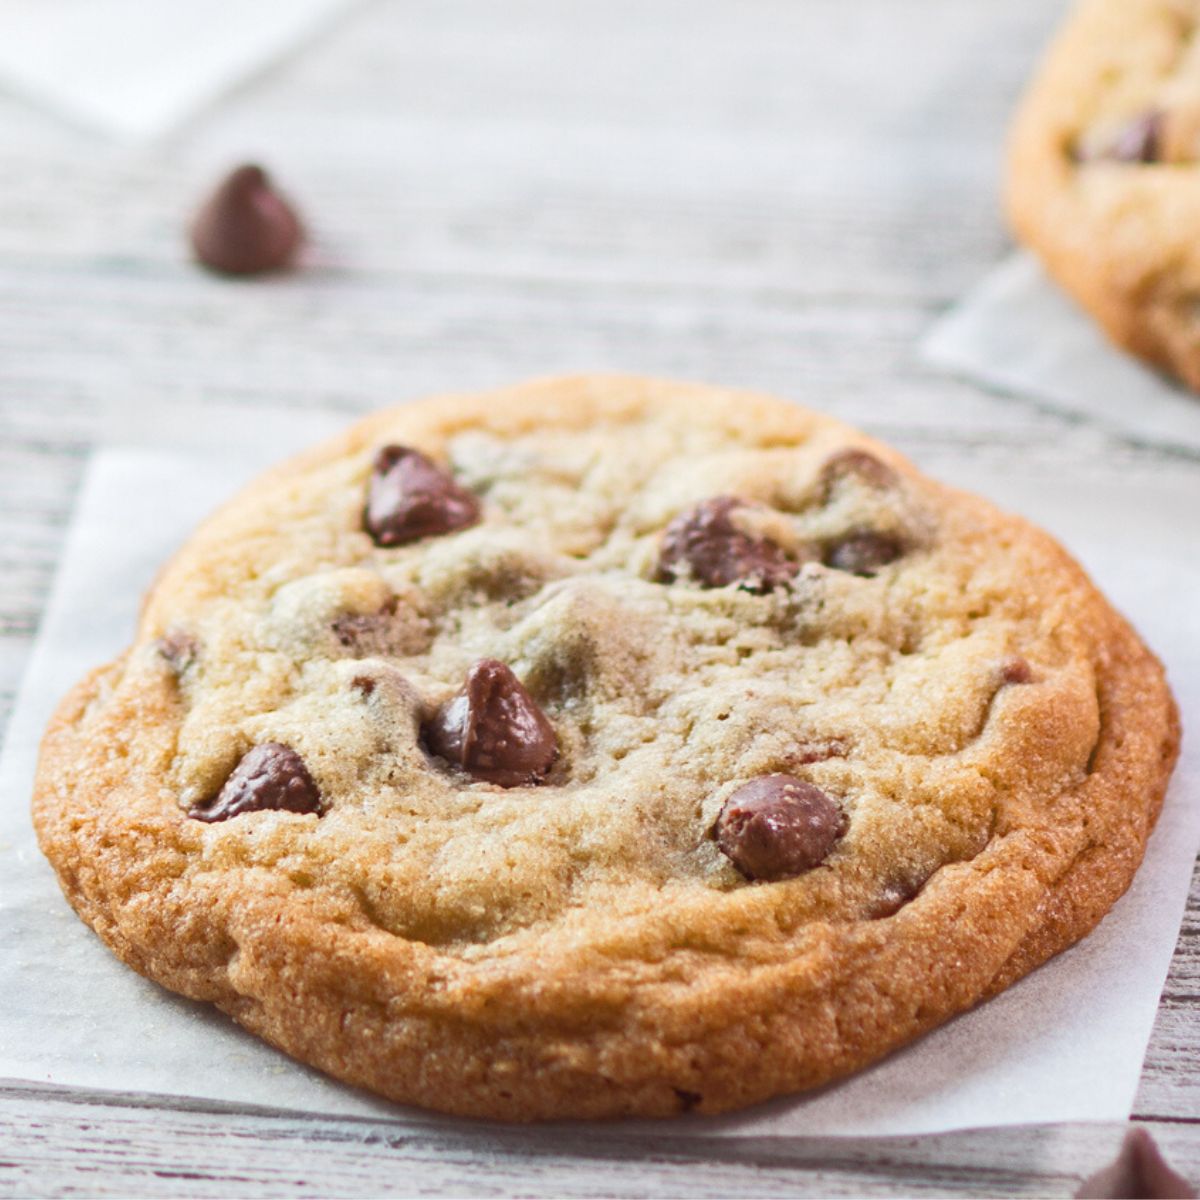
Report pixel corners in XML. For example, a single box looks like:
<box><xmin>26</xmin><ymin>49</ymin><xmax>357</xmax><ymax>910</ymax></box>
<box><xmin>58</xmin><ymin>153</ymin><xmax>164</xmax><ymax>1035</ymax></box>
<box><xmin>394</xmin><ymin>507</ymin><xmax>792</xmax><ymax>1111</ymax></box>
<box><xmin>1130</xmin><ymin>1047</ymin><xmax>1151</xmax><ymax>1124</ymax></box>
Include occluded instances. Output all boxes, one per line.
<box><xmin>824</xmin><ymin>531</ymin><xmax>902</xmax><ymax>576</ymax></box>
<box><xmin>1000</xmin><ymin>657</ymin><xmax>1033</xmax><ymax>686</ymax></box>
<box><xmin>351</xmin><ymin>674</ymin><xmax>376</xmax><ymax>698</ymax></box>
<box><xmin>331</xmin><ymin>596</ymin><xmax>402</xmax><ymax>655</ymax></box>
<box><xmin>190</xmin><ymin>164</ymin><xmax>303</xmax><ymax>276</ymax></box>
<box><xmin>157</xmin><ymin>630</ymin><xmax>198</xmax><ymax>673</ymax></box>
<box><xmin>673</xmin><ymin>1088</ymin><xmax>703</xmax><ymax>1112</ymax></box>
<box><xmin>658</xmin><ymin>497</ymin><xmax>799</xmax><ymax>593</ymax></box>
<box><xmin>1076</xmin><ymin>1129</ymin><xmax>1196</xmax><ymax>1199</ymax></box>
<box><xmin>189</xmin><ymin>743</ymin><xmax>323</xmax><ymax>823</ymax></box>
<box><xmin>424</xmin><ymin>659</ymin><xmax>557</xmax><ymax>787</ymax></box>
<box><xmin>365</xmin><ymin>446</ymin><xmax>481</xmax><ymax>547</ymax></box>
<box><xmin>1083</xmin><ymin>111</ymin><xmax>1165</xmax><ymax>165</ymax></box>
<box><xmin>819</xmin><ymin>448</ymin><xmax>896</xmax><ymax>499</ymax></box>
<box><xmin>788</xmin><ymin>738</ymin><xmax>848</xmax><ymax>767</ymax></box>
<box><xmin>865</xmin><ymin>874</ymin><xmax>926</xmax><ymax>919</ymax></box>
<box><xmin>716</xmin><ymin>775</ymin><xmax>846</xmax><ymax>881</ymax></box>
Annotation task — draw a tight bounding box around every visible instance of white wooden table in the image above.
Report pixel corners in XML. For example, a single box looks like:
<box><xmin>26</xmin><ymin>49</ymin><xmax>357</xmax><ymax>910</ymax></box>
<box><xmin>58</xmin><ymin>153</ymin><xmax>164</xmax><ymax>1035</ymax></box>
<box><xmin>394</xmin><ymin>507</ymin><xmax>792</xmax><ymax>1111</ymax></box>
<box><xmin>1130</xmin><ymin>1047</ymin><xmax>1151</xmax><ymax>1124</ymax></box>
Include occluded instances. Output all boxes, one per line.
<box><xmin>1</xmin><ymin>1</ymin><xmax>1197</xmax><ymax>1194</ymax></box>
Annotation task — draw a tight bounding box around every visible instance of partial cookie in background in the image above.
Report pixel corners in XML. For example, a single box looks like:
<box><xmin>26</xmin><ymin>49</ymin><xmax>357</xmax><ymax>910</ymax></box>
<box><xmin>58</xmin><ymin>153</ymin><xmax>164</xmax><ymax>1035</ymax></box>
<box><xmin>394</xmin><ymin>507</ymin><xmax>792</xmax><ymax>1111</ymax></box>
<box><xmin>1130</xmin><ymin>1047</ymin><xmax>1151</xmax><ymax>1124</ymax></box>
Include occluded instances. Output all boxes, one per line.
<box><xmin>32</xmin><ymin>376</ymin><xmax>1179</xmax><ymax>1120</ymax></box>
<box><xmin>1007</xmin><ymin>0</ymin><xmax>1200</xmax><ymax>392</ymax></box>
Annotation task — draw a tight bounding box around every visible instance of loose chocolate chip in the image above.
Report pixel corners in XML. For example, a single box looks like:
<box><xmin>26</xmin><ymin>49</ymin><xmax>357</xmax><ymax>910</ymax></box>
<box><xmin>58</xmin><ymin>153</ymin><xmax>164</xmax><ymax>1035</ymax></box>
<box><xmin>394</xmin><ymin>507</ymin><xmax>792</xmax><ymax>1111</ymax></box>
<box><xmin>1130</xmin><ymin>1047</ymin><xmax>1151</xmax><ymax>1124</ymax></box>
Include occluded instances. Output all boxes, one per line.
<box><xmin>189</xmin><ymin>743</ymin><xmax>323</xmax><ymax>823</ymax></box>
<box><xmin>190</xmin><ymin>164</ymin><xmax>304</xmax><ymax>276</ymax></box>
<box><xmin>819</xmin><ymin>448</ymin><xmax>896</xmax><ymax>499</ymax></box>
<box><xmin>999</xmin><ymin>657</ymin><xmax>1033</xmax><ymax>685</ymax></box>
<box><xmin>157</xmin><ymin>630</ymin><xmax>198</xmax><ymax>673</ymax></box>
<box><xmin>824</xmin><ymin>531</ymin><xmax>902</xmax><ymax>577</ymax></box>
<box><xmin>1075</xmin><ymin>1129</ymin><xmax>1196</xmax><ymax>1199</ymax></box>
<box><xmin>365</xmin><ymin>445</ymin><xmax>481</xmax><ymax>547</ymax></box>
<box><xmin>1084</xmin><ymin>111</ymin><xmax>1165</xmax><ymax>165</ymax></box>
<box><xmin>658</xmin><ymin>497</ymin><xmax>799</xmax><ymax>593</ymax></box>
<box><xmin>424</xmin><ymin>659</ymin><xmax>557</xmax><ymax>787</ymax></box>
<box><xmin>716</xmin><ymin>775</ymin><xmax>846</xmax><ymax>882</ymax></box>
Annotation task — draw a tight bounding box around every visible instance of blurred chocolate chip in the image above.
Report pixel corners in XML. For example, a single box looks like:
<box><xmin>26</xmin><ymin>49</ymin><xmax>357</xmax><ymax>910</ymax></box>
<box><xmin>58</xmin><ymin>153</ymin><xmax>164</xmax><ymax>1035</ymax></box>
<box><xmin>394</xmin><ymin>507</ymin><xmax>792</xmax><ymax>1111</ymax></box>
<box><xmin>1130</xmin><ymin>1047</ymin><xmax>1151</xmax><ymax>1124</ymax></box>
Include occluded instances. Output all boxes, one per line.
<box><xmin>716</xmin><ymin>775</ymin><xmax>846</xmax><ymax>881</ymax></box>
<box><xmin>673</xmin><ymin>1088</ymin><xmax>703</xmax><ymax>1112</ymax></box>
<box><xmin>1076</xmin><ymin>1128</ymin><xmax>1195</xmax><ymax>1199</ymax></box>
<box><xmin>659</xmin><ymin>497</ymin><xmax>799</xmax><ymax>593</ymax></box>
<box><xmin>365</xmin><ymin>445</ymin><xmax>481</xmax><ymax>547</ymax></box>
<box><xmin>424</xmin><ymin>659</ymin><xmax>557</xmax><ymax>786</ymax></box>
<box><xmin>1000</xmin><ymin>657</ymin><xmax>1033</xmax><ymax>685</ymax></box>
<box><xmin>819</xmin><ymin>448</ymin><xmax>896</xmax><ymax>499</ymax></box>
<box><xmin>824</xmin><ymin>531</ymin><xmax>902</xmax><ymax>576</ymax></box>
<box><xmin>190</xmin><ymin>164</ymin><xmax>304</xmax><ymax>276</ymax></box>
<box><xmin>1082</xmin><ymin>111</ymin><xmax>1165</xmax><ymax>165</ymax></box>
<box><xmin>189</xmin><ymin>743</ymin><xmax>323</xmax><ymax>823</ymax></box>
<box><xmin>157</xmin><ymin>630</ymin><xmax>198</xmax><ymax>673</ymax></box>
<box><xmin>351</xmin><ymin>674</ymin><xmax>376</xmax><ymax>698</ymax></box>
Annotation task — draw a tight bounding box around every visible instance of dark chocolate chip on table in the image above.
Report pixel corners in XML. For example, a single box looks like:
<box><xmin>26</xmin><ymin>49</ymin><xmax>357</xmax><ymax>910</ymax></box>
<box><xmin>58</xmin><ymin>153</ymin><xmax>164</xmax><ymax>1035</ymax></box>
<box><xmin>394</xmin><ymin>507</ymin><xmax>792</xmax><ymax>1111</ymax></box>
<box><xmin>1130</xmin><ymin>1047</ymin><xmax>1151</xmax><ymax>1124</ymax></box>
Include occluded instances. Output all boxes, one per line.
<box><xmin>659</xmin><ymin>496</ymin><xmax>799</xmax><ymax>592</ymax></box>
<box><xmin>365</xmin><ymin>445</ymin><xmax>481</xmax><ymax>547</ymax></box>
<box><xmin>189</xmin><ymin>743</ymin><xmax>323</xmax><ymax>822</ymax></box>
<box><xmin>824</xmin><ymin>531</ymin><xmax>902</xmax><ymax>577</ymax></box>
<box><xmin>1075</xmin><ymin>1128</ymin><xmax>1196</xmax><ymax>1199</ymax></box>
<box><xmin>716</xmin><ymin>774</ymin><xmax>847</xmax><ymax>882</ymax></box>
<box><xmin>424</xmin><ymin>659</ymin><xmax>557</xmax><ymax>787</ymax></box>
<box><xmin>190</xmin><ymin>164</ymin><xmax>304</xmax><ymax>276</ymax></box>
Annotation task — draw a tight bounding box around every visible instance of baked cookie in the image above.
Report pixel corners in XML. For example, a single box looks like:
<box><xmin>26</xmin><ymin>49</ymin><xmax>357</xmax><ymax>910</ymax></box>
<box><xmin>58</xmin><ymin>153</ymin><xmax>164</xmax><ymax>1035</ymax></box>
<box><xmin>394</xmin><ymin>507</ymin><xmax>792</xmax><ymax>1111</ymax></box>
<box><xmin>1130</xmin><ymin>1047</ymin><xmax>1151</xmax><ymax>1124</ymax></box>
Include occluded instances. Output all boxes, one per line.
<box><xmin>1008</xmin><ymin>0</ymin><xmax>1200</xmax><ymax>391</ymax></box>
<box><xmin>33</xmin><ymin>376</ymin><xmax>1178</xmax><ymax>1120</ymax></box>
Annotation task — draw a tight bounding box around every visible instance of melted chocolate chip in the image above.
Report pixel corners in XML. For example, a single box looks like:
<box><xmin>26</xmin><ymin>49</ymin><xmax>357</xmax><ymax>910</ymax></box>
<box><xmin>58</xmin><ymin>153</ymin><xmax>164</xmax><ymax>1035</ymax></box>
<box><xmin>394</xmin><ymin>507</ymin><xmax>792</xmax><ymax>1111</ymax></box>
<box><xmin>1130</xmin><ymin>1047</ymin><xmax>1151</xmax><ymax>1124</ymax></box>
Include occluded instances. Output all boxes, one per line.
<box><xmin>1000</xmin><ymin>657</ymin><xmax>1033</xmax><ymax>685</ymax></box>
<box><xmin>824</xmin><ymin>531</ymin><xmax>902</xmax><ymax>576</ymax></box>
<box><xmin>189</xmin><ymin>743</ymin><xmax>323</xmax><ymax>823</ymax></box>
<box><xmin>658</xmin><ymin>497</ymin><xmax>799</xmax><ymax>593</ymax></box>
<box><xmin>424</xmin><ymin>659</ymin><xmax>557</xmax><ymax>787</ymax></box>
<box><xmin>365</xmin><ymin>446</ymin><xmax>481</xmax><ymax>547</ymax></box>
<box><xmin>1076</xmin><ymin>1129</ymin><xmax>1196</xmax><ymax>1199</ymax></box>
<box><xmin>819</xmin><ymin>448</ymin><xmax>896</xmax><ymax>499</ymax></box>
<box><xmin>190</xmin><ymin>164</ymin><xmax>303</xmax><ymax>276</ymax></box>
<box><xmin>157</xmin><ymin>630</ymin><xmax>198</xmax><ymax>673</ymax></box>
<box><xmin>716</xmin><ymin>775</ymin><xmax>846</xmax><ymax>882</ymax></box>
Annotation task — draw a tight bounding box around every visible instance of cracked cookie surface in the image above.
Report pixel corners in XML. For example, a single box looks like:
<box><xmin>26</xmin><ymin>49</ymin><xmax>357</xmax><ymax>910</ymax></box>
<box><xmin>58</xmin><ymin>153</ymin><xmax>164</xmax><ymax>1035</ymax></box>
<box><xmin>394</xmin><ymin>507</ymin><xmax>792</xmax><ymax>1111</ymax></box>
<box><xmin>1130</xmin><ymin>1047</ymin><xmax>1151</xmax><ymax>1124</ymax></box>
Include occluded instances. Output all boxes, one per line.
<box><xmin>1008</xmin><ymin>0</ymin><xmax>1200</xmax><ymax>390</ymax></box>
<box><xmin>33</xmin><ymin>375</ymin><xmax>1179</xmax><ymax>1119</ymax></box>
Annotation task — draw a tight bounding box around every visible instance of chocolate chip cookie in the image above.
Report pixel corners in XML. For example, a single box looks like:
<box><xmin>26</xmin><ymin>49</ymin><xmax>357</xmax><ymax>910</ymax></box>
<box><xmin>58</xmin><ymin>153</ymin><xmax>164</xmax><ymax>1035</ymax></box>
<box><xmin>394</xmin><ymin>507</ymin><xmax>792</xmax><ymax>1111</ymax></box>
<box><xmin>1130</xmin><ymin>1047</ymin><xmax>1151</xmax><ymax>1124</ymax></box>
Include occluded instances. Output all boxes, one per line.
<box><xmin>1008</xmin><ymin>0</ymin><xmax>1200</xmax><ymax>391</ymax></box>
<box><xmin>33</xmin><ymin>376</ymin><xmax>1179</xmax><ymax>1120</ymax></box>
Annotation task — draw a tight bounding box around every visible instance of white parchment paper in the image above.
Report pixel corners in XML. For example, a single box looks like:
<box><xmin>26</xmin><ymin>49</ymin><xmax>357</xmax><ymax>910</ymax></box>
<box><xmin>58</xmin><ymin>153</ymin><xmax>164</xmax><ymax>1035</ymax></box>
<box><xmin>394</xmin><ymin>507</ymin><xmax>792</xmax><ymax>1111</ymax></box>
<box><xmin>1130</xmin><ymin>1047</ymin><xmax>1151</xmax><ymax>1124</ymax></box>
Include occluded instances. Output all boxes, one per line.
<box><xmin>0</xmin><ymin>0</ymin><xmax>358</xmax><ymax>139</ymax></box>
<box><xmin>1</xmin><ymin>430</ymin><xmax>1197</xmax><ymax>1137</ymax></box>
<box><xmin>922</xmin><ymin>252</ymin><xmax>1200</xmax><ymax>454</ymax></box>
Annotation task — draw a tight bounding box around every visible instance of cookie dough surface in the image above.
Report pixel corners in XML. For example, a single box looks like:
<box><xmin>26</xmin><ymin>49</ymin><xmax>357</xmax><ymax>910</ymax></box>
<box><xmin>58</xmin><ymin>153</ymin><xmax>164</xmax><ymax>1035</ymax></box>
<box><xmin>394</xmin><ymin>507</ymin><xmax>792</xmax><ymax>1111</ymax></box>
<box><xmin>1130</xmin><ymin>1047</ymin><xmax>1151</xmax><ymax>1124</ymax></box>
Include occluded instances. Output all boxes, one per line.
<box><xmin>33</xmin><ymin>376</ymin><xmax>1178</xmax><ymax>1119</ymax></box>
<box><xmin>1008</xmin><ymin>0</ymin><xmax>1200</xmax><ymax>390</ymax></box>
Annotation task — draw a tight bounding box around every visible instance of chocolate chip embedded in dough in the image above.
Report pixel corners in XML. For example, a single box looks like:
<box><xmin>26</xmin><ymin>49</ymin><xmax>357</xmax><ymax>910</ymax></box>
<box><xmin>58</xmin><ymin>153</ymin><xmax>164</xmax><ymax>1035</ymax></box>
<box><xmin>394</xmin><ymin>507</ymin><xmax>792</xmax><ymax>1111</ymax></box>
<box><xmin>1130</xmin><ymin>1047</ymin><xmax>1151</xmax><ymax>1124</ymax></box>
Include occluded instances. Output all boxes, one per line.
<box><xmin>865</xmin><ymin>874</ymin><xmax>927</xmax><ymax>919</ymax></box>
<box><xmin>818</xmin><ymin>448</ymin><xmax>897</xmax><ymax>499</ymax></box>
<box><xmin>999</xmin><ymin>657</ymin><xmax>1033</xmax><ymax>686</ymax></box>
<box><xmin>1082</xmin><ymin>111</ymin><xmax>1165</xmax><ymax>165</ymax></box>
<box><xmin>658</xmin><ymin>496</ymin><xmax>799</xmax><ymax>593</ymax></box>
<box><xmin>424</xmin><ymin>659</ymin><xmax>557</xmax><ymax>787</ymax></box>
<box><xmin>188</xmin><ymin>743</ymin><xmax>323</xmax><ymax>823</ymax></box>
<box><xmin>716</xmin><ymin>775</ymin><xmax>846</xmax><ymax>882</ymax></box>
<box><xmin>157</xmin><ymin>630</ymin><xmax>199</xmax><ymax>673</ymax></box>
<box><xmin>364</xmin><ymin>446</ymin><xmax>481</xmax><ymax>547</ymax></box>
<box><xmin>189</xmin><ymin>164</ymin><xmax>304</xmax><ymax>275</ymax></box>
<box><xmin>824</xmin><ymin>531</ymin><xmax>902</xmax><ymax>577</ymax></box>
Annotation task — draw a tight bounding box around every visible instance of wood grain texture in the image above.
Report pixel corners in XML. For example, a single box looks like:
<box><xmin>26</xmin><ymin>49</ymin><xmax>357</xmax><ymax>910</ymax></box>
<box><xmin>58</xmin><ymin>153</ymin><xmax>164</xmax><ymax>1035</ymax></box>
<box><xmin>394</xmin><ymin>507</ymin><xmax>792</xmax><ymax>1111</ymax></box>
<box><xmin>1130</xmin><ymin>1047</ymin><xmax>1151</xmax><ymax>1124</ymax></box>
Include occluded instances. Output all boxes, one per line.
<box><xmin>0</xmin><ymin>0</ymin><xmax>1196</xmax><ymax>1193</ymax></box>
